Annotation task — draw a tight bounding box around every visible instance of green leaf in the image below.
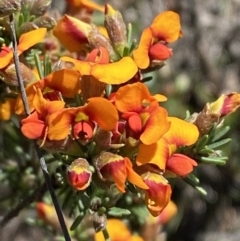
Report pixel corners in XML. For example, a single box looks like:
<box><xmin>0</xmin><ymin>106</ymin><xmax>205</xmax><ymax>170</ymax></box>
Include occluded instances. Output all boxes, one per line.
<box><xmin>212</xmin><ymin>126</ymin><xmax>230</xmax><ymax>142</ymax></box>
<box><xmin>199</xmin><ymin>156</ymin><xmax>227</xmax><ymax>165</ymax></box>
<box><xmin>195</xmin><ymin>135</ymin><xmax>209</xmax><ymax>151</ymax></box>
<box><xmin>70</xmin><ymin>214</ymin><xmax>85</xmax><ymax>231</ymax></box>
<box><xmin>206</xmin><ymin>138</ymin><xmax>231</xmax><ymax>150</ymax></box>
<box><xmin>108</xmin><ymin>207</ymin><xmax>131</xmax><ymax>217</ymax></box>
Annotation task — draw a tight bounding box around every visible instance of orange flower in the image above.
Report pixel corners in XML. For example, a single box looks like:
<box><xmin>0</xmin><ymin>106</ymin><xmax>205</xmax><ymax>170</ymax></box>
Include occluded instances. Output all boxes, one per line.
<box><xmin>95</xmin><ymin>152</ymin><xmax>149</xmax><ymax>192</ymax></box>
<box><xmin>21</xmin><ymin>88</ymin><xmax>65</xmax><ymax>146</ymax></box>
<box><xmin>137</xmin><ymin>117</ymin><xmax>199</xmax><ymax>176</ymax></box>
<box><xmin>0</xmin><ymin>98</ymin><xmax>16</xmax><ymax>120</ymax></box>
<box><xmin>115</xmin><ymin>82</ymin><xmax>170</xmax><ymax>145</ymax></box>
<box><xmin>95</xmin><ymin>219</ymin><xmax>144</xmax><ymax>241</ymax></box>
<box><xmin>133</xmin><ymin>11</ymin><xmax>182</xmax><ymax>69</ymax></box>
<box><xmin>0</xmin><ymin>28</ymin><xmax>47</xmax><ymax>69</ymax></box>
<box><xmin>47</xmin><ymin>97</ymin><xmax>118</xmax><ymax>141</ymax></box>
<box><xmin>142</xmin><ymin>172</ymin><xmax>172</xmax><ymax>217</ymax></box>
<box><xmin>15</xmin><ymin>69</ymin><xmax>81</xmax><ymax>115</ymax></box>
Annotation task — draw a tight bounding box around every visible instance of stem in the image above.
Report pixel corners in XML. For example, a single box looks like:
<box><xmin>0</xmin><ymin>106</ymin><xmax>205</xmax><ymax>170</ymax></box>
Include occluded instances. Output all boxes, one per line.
<box><xmin>9</xmin><ymin>14</ymin><xmax>72</xmax><ymax>241</ymax></box>
<box><xmin>102</xmin><ymin>229</ymin><xmax>111</xmax><ymax>241</ymax></box>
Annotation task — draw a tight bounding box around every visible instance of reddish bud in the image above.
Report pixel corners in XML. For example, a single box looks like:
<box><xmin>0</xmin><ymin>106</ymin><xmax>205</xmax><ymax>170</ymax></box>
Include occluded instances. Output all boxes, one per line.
<box><xmin>149</xmin><ymin>43</ymin><xmax>172</xmax><ymax>61</ymax></box>
<box><xmin>67</xmin><ymin>158</ymin><xmax>92</xmax><ymax>191</ymax></box>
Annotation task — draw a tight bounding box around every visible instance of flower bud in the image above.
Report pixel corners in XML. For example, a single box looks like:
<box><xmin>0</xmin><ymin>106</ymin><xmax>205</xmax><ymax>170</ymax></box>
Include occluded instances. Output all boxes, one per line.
<box><xmin>27</xmin><ymin>0</ymin><xmax>52</xmax><ymax>17</ymax></box>
<box><xmin>142</xmin><ymin>172</ymin><xmax>171</xmax><ymax>217</ymax></box>
<box><xmin>104</xmin><ymin>4</ymin><xmax>127</xmax><ymax>56</ymax></box>
<box><xmin>149</xmin><ymin>43</ymin><xmax>172</xmax><ymax>61</ymax></box>
<box><xmin>92</xmin><ymin>212</ymin><xmax>107</xmax><ymax>233</ymax></box>
<box><xmin>88</xmin><ymin>25</ymin><xmax>119</xmax><ymax>62</ymax></box>
<box><xmin>19</xmin><ymin>22</ymin><xmax>38</xmax><ymax>35</ymax></box>
<box><xmin>33</xmin><ymin>16</ymin><xmax>57</xmax><ymax>30</ymax></box>
<box><xmin>0</xmin><ymin>0</ymin><xmax>21</xmax><ymax>17</ymax></box>
<box><xmin>67</xmin><ymin>158</ymin><xmax>92</xmax><ymax>191</ymax></box>
<box><xmin>1</xmin><ymin>62</ymin><xmax>37</xmax><ymax>86</ymax></box>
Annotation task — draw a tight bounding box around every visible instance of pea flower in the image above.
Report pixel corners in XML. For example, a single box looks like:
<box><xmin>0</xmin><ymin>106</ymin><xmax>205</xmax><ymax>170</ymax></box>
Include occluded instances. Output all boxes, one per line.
<box><xmin>15</xmin><ymin>69</ymin><xmax>81</xmax><ymax>115</ymax></box>
<box><xmin>94</xmin><ymin>152</ymin><xmax>149</xmax><ymax>193</ymax></box>
<box><xmin>114</xmin><ymin>82</ymin><xmax>170</xmax><ymax>145</ymax></box>
<box><xmin>21</xmin><ymin>88</ymin><xmax>65</xmax><ymax>146</ymax></box>
<box><xmin>137</xmin><ymin>117</ymin><xmax>199</xmax><ymax>176</ymax></box>
<box><xmin>133</xmin><ymin>11</ymin><xmax>182</xmax><ymax>69</ymax></box>
<box><xmin>47</xmin><ymin>97</ymin><xmax>119</xmax><ymax>142</ymax></box>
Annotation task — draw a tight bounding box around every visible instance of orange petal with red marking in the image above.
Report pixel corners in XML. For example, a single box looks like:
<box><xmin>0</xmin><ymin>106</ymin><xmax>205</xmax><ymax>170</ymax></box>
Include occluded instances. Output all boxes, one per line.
<box><xmin>53</xmin><ymin>15</ymin><xmax>92</xmax><ymax>52</ymax></box>
<box><xmin>150</xmin><ymin>11</ymin><xmax>181</xmax><ymax>43</ymax></box>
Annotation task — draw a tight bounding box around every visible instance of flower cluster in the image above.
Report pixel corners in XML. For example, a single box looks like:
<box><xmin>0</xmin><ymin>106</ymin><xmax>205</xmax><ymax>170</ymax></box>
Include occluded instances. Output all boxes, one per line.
<box><xmin>1</xmin><ymin>0</ymin><xmax>240</xmax><ymax>239</ymax></box>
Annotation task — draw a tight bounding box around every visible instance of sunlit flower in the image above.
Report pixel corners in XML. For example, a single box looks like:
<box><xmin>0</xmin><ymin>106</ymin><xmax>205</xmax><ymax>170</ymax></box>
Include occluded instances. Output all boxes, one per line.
<box><xmin>142</xmin><ymin>172</ymin><xmax>172</xmax><ymax>217</ymax></box>
<box><xmin>15</xmin><ymin>69</ymin><xmax>81</xmax><ymax>115</ymax></box>
<box><xmin>21</xmin><ymin>88</ymin><xmax>65</xmax><ymax>146</ymax></box>
<box><xmin>47</xmin><ymin>97</ymin><xmax>119</xmax><ymax>142</ymax></box>
<box><xmin>133</xmin><ymin>11</ymin><xmax>182</xmax><ymax>69</ymax></box>
<box><xmin>114</xmin><ymin>82</ymin><xmax>170</xmax><ymax>145</ymax></box>
<box><xmin>95</xmin><ymin>152</ymin><xmax>149</xmax><ymax>192</ymax></box>
<box><xmin>137</xmin><ymin>117</ymin><xmax>199</xmax><ymax>176</ymax></box>
<box><xmin>0</xmin><ymin>28</ymin><xmax>47</xmax><ymax>69</ymax></box>
<box><xmin>95</xmin><ymin>219</ymin><xmax>144</xmax><ymax>241</ymax></box>
<box><xmin>67</xmin><ymin>158</ymin><xmax>92</xmax><ymax>190</ymax></box>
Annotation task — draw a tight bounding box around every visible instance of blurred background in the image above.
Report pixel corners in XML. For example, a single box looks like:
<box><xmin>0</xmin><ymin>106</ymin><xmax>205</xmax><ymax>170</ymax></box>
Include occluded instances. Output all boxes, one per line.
<box><xmin>1</xmin><ymin>0</ymin><xmax>240</xmax><ymax>240</ymax></box>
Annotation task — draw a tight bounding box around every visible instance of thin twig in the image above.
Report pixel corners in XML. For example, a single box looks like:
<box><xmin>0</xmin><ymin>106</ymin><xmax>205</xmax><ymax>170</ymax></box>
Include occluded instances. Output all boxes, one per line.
<box><xmin>9</xmin><ymin>14</ymin><xmax>71</xmax><ymax>241</ymax></box>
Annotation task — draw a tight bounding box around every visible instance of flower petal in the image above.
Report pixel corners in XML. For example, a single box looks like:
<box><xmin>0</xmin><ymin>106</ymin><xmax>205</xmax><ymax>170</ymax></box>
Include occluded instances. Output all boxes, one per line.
<box><xmin>132</xmin><ymin>28</ymin><xmax>152</xmax><ymax>69</ymax></box>
<box><xmin>0</xmin><ymin>51</ymin><xmax>13</xmax><ymax>69</ymax></box>
<box><xmin>166</xmin><ymin>153</ymin><xmax>197</xmax><ymax>176</ymax></box>
<box><xmin>44</xmin><ymin>69</ymin><xmax>81</xmax><ymax>98</ymax></box>
<box><xmin>21</xmin><ymin>112</ymin><xmax>46</xmax><ymax>139</ymax></box>
<box><xmin>61</xmin><ymin>56</ymin><xmax>91</xmax><ymax>75</ymax></box>
<box><xmin>115</xmin><ymin>82</ymin><xmax>154</xmax><ymax>113</ymax></box>
<box><xmin>125</xmin><ymin>158</ymin><xmax>149</xmax><ymax>190</ymax></box>
<box><xmin>136</xmin><ymin>139</ymin><xmax>170</xmax><ymax>171</ymax></box>
<box><xmin>91</xmin><ymin>57</ymin><xmax>138</xmax><ymax>84</ymax></box>
<box><xmin>17</xmin><ymin>28</ymin><xmax>47</xmax><ymax>53</ymax></box>
<box><xmin>0</xmin><ymin>98</ymin><xmax>16</xmax><ymax>120</ymax></box>
<box><xmin>143</xmin><ymin>172</ymin><xmax>172</xmax><ymax>217</ymax></box>
<box><xmin>164</xmin><ymin>117</ymin><xmax>199</xmax><ymax>147</ymax></box>
<box><xmin>48</xmin><ymin>108</ymin><xmax>77</xmax><ymax>140</ymax></box>
<box><xmin>85</xmin><ymin>97</ymin><xmax>118</xmax><ymax>131</ymax></box>
<box><xmin>140</xmin><ymin>103</ymin><xmax>171</xmax><ymax>145</ymax></box>
<box><xmin>150</xmin><ymin>11</ymin><xmax>181</xmax><ymax>43</ymax></box>
<box><xmin>53</xmin><ymin>15</ymin><xmax>92</xmax><ymax>52</ymax></box>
